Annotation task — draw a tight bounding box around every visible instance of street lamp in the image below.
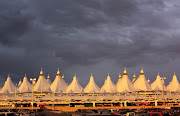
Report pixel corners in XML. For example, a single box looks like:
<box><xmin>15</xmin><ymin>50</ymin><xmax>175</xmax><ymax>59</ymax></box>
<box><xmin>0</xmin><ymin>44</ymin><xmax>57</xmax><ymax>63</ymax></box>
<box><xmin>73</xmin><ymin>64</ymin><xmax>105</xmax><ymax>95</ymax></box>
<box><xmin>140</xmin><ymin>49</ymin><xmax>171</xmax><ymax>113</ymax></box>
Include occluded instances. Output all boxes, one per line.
<box><xmin>30</xmin><ymin>78</ymin><xmax>36</xmax><ymax>110</ymax></box>
<box><xmin>169</xmin><ymin>82</ymin><xmax>171</xmax><ymax>96</ymax></box>
<box><xmin>15</xmin><ymin>83</ymin><xmax>17</xmax><ymax>97</ymax></box>
<box><xmin>53</xmin><ymin>89</ymin><xmax>55</xmax><ymax>110</ymax></box>
<box><xmin>160</xmin><ymin>76</ymin><xmax>166</xmax><ymax>106</ymax></box>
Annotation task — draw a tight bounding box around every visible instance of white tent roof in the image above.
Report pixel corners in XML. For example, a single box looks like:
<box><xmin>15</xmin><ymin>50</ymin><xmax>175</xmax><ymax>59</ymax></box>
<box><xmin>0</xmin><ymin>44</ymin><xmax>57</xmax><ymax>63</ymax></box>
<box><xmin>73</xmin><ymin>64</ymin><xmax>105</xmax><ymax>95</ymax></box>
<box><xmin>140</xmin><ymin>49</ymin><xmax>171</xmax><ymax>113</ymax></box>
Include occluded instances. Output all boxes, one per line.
<box><xmin>66</xmin><ymin>74</ymin><xmax>83</xmax><ymax>93</ymax></box>
<box><xmin>167</xmin><ymin>73</ymin><xmax>180</xmax><ymax>92</ymax></box>
<box><xmin>80</xmin><ymin>88</ymin><xmax>85</xmax><ymax>94</ymax></box>
<box><xmin>116</xmin><ymin>74</ymin><xmax>122</xmax><ymax>90</ymax></box>
<box><xmin>100</xmin><ymin>89</ymin><xmax>107</xmax><ymax>93</ymax></box>
<box><xmin>47</xmin><ymin>74</ymin><xmax>51</xmax><ymax>84</ymax></box>
<box><xmin>18</xmin><ymin>75</ymin><xmax>32</xmax><ymax>93</ymax></box>
<box><xmin>58</xmin><ymin>89</ymin><xmax>64</xmax><ymax>94</ymax></box>
<box><xmin>66</xmin><ymin>89</ymin><xmax>74</xmax><ymax>93</ymax></box>
<box><xmin>132</xmin><ymin>73</ymin><xmax>136</xmax><ymax>83</ymax></box>
<box><xmin>116</xmin><ymin>74</ymin><xmax>122</xmax><ymax>85</ymax></box>
<box><xmin>50</xmin><ymin>69</ymin><xmax>68</xmax><ymax>92</ymax></box>
<box><xmin>100</xmin><ymin>79</ymin><xmax>107</xmax><ymax>93</ymax></box>
<box><xmin>151</xmin><ymin>73</ymin><xmax>167</xmax><ymax>91</ymax></box>
<box><xmin>133</xmin><ymin>68</ymin><xmax>152</xmax><ymax>91</ymax></box>
<box><xmin>34</xmin><ymin>69</ymin><xmax>51</xmax><ymax>92</ymax></box>
<box><xmin>18</xmin><ymin>79</ymin><xmax>22</xmax><ymax>87</ymax></box>
<box><xmin>0</xmin><ymin>75</ymin><xmax>17</xmax><ymax>93</ymax></box>
<box><xmin>62</xmin><ymin>74</ymin><xmax>65</xmax><ymax>79</ymax></box>
<box><xmin>84</xmin><ymin>73</ymin><xmax>100</xmax><ymax>93</ymax></box>
<box><xmin>101</xmin><ymin>73</ymin><xmax>116</xmax><ymax>93</ymax></box>
<box><xmin>154</xmin><ymin>86</ymin><xmax>162</xmax><ymax>92</ymax></box>
<box><xmin>116</xmin><ymin>69</ymin><xmax>134</xmax><ymax>92</ymax></box>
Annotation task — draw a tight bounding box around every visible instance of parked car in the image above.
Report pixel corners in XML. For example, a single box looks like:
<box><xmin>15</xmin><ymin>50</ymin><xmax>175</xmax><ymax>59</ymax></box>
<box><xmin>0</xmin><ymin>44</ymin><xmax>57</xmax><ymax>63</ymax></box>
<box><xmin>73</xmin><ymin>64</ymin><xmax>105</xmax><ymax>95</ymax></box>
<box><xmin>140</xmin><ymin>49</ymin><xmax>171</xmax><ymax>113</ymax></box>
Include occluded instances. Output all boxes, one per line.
<box><xmin>71</xmin><ymin>109</ymin><xmax>97</xmax><ymax>116</ymax></box>
<box><xmin>126</xmin><ymin>112</ymin><xmax>135</xmax><ymax>116</ymax></box>
<box><xmin>145</xmin><ymin>112</ymin><xmax>163</xmax><ymax>116</ymax></box>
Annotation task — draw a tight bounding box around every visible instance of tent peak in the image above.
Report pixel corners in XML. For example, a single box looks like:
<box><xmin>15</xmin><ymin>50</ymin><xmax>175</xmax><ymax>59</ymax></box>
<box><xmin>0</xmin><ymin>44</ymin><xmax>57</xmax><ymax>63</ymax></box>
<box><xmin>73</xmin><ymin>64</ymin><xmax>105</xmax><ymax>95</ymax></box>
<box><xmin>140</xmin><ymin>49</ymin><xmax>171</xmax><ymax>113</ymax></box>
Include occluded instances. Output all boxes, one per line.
<box><xmin>7</xmin><ymin>74</ymin><xmax>11</xmax><ymax>80</ymax></box>
<box><xmin>174</xmin><ymin>72</ymin><xmax>176</xmax><ymax>76</ymax></box>
<box><xmin>91</xmin><ymin>73</ymin><xmax>93</xmax><ymax>77</ymax></box>
<box><xmin>40</xmin><ymin>68</ymin><xmax>43</xmax><ymax>75</ymax></box>
<box><xmin>132</xmin><ymin>73</ymin><xmax>136</xmax><ymax>83</ymax></box>
<box><xmin>57</xmin><ymin>68</ymin><xmax>60</xmax><ymax>75</ymax></box>
<box><xmin>123</xmin><ymin>67</ymin><xmax>127</xmax><ymax>75</ymax></box>
<box><xmin>119</xmin><ymin>73</ymin><xmax>121</xmax><ymax>79</ymax></box>
<box><xmin>89</xmin><ymin>73</ymin><xmax>94</xmax><ymax>82</ymax></box>
<box><xmin>62</xmin><ymin>74</ymin><xmax>64</xmax><ymax>79</ymax></box>
<box><xmin>107</xmin><ymin>73</ymin><xmax>110</xmax><ymax>80</ymax></box>
<box><xmin>140</xmin><ymin>67</ymin><xmax>144</xmax><ymax>74</ymax></box>
<box><xmin>133</xmin><ymin>73</ymin><xmax>136</xmax><ymax>78</ymax></box>
<box><xmin>158</xmin><ymin>72</ymin><xmax>160</xmax><ymax>76</ymax></box>
<box><xmin>47</xmin><ymin>74</ymin><xmax>50</xmax><ymax>79</ymax></box>
<box><xmin>90</xmin><ymin>73</ymin><xmax>93</xmax><ymax>78</ymax></box>
<box><xmin>73</xmin><ymin>73</ymin><xmax>77</xmax><ymax>80</ymax></box>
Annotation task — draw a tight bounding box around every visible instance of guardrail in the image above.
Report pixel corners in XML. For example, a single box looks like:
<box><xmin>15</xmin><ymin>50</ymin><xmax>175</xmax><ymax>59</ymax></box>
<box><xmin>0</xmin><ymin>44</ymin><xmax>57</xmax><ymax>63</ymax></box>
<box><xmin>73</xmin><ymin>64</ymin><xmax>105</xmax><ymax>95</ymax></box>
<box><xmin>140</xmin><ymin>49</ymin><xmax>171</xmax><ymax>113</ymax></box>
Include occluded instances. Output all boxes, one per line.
<box><xmin>45</xmin><ymin>105</ymin><xmax>180</xmax><ymax>111</ymax></box>
<box><xmin>0</xmin><ymin>105</ymin><xmax>180</xmax><ymax>111</ymax></box>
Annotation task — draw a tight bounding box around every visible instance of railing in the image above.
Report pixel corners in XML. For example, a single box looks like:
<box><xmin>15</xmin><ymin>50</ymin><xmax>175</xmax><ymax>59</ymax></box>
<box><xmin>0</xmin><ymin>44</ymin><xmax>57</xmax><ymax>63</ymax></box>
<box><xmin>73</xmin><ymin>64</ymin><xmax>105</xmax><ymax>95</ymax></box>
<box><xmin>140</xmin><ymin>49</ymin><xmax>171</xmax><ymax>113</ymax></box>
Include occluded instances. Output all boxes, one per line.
<box><xmin>44</xmin><ymin>105</ymin><xmax>180</xmax><ymax>111</ymax></box>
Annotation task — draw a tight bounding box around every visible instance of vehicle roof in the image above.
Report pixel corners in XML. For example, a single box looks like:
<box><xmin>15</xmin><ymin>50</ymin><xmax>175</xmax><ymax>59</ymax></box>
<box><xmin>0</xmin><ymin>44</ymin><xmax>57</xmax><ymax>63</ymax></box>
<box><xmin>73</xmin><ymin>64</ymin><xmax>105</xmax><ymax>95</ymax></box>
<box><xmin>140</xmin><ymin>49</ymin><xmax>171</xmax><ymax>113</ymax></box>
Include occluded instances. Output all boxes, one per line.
<box><xmin>147</xmin><ymin>112</ymin><xmax>162</xmax><ymax>114</ymax></box>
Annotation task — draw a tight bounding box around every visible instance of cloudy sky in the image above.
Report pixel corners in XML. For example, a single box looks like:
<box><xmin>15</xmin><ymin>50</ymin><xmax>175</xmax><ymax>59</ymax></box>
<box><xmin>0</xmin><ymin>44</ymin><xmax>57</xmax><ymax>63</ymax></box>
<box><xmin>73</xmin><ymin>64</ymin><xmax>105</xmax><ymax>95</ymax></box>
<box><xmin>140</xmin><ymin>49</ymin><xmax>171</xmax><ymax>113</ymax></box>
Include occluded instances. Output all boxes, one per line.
<box><xmin>0</xmin><ymin>0</ymin><xmax>180</xmax><ymax>87</ymax></box>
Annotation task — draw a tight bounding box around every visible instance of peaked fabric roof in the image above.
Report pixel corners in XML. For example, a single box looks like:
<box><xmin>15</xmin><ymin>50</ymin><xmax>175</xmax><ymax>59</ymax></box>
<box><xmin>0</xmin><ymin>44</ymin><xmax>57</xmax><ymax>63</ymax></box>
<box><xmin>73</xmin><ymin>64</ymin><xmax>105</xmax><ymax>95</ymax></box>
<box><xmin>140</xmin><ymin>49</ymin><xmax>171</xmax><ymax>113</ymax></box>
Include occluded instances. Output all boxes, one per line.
<box><xmin>50</xmin><ymin>69</ymin><xmax>68</xmax><ymax>92</ymax></box>
<box><xmin>66</xmin><ymin>74</ymin><xmax>83</xmax><ymax>93</ymax></box>
<box><xmin>62</xmin><ymin>74</ymin><xmax>64</xmax><ymax>79</ymax></box>
<box><xmin>132</xmin><ymin>73</ymin><xmax>136</xmax><ymax>83</ymax></box>
<box><xmin>66</xmin><ymin>89</ymin><xmax>74</xmax><ymax>93</ymax></box>
<box><xmin>116</xmin><ymin>74</ymin><xmax>122</xmax><ymax>88</ymax></box>
<box><xmin>0</xmin><ymin>75</ymin><xmax>17</xmax><ymax>93</ymax></box>
<box><xmin>101</xmin><ymin>73</ymin><xmax>116</xmax><ymax>93</ymax></box>
<box><xmin>147</xmin><ymin>78</ymin><xmax>150</xmax><ymax>83</ymax></box>
<box><xmin>167</xmin><ymin>73</ymin><xmax>180</xmax><ymax>92</ymax></box>
<box><xmin>151</xmin><ymin>73</ymin><xmax>167</xmax><ymax>91</ymax></box>
<box><xmin>133</xmin><ymin>69</ymin><xmax>151</xmax><ymax>91</ymax></box>
<box><xmin>18</xmin><ymin>75</ymin><xmax>32</xmax><ymax>93</ymax></box>
<box><xmin>116</xmin><ymin>69</ymin><xmax>134</xmax><ymax>92</ymax></box>
<box><xmin>18</xmin><ymin>79</ymin><xmax>22</xmax><ymax>87</ymax></box>
<box><xmin>100</xmin><ymin>79</ymin><xmax>107</xmax><ymax>93</ymax></box>
<box><xmin>47</xmin><ymin>74</ymin><xmax>51</xmax><ymax>84</ymax></box>
<box><xmin>84</xmin><ymin>73</ymin><xmax>100</xmax><ymax>93</ymax></box>
<box><xmin>154</xmin><ymin>86</ymin><xmax>162</xmax><ymax>92</ymax></box>
<box><xmin>34</xmin><ymin>69</ymin><xmax>51</xmax><ymax>92</ymax></box>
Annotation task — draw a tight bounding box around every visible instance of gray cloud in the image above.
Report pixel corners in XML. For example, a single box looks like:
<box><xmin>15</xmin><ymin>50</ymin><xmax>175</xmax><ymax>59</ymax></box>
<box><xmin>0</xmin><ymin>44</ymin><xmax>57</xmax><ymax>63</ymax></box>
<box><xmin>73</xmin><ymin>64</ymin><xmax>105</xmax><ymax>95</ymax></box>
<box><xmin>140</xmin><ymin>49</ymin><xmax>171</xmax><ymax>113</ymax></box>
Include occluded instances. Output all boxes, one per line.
<box><xmin>0</xmin><ymin>0</ymin><xmax>180</xmax><ymax>86</ymax></box>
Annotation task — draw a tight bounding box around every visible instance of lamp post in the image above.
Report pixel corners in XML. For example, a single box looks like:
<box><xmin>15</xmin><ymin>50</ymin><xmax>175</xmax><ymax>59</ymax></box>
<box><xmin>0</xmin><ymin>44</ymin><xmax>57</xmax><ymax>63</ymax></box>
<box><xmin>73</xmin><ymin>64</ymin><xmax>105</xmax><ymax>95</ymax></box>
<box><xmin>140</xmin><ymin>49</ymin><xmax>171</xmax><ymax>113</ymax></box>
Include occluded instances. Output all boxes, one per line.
<box><xmin>160</xmin><ymin>77</ymin><xmax>166</xmax><ymax>106</ymax></box>
<box><xmin>15</xmin><ymin>83</ymin><xmax>17</xmax><ymax>97</ymax></box>
<box><xmin>136</xmin><ymin>88</ymin><xmax>139</xmax><ymax>106</ymax></box>
<box><xmin>169</xmin><ymin>82</ymin><xmax>171</xmax><ymax>96</ymax></box>
<box><xmin>30</xmin><ymin>78</ymin><xmax>36</xmax><ymax>110</ymax></box>
<box><xmin>41</xmin><ymin>83</ymin><xmax>42</xmax><ymax>97</ymax></box>
<box><xmin>53</xmin><ymin>89</ymin><xmax>55</xmax><ymax>110</ymax></box>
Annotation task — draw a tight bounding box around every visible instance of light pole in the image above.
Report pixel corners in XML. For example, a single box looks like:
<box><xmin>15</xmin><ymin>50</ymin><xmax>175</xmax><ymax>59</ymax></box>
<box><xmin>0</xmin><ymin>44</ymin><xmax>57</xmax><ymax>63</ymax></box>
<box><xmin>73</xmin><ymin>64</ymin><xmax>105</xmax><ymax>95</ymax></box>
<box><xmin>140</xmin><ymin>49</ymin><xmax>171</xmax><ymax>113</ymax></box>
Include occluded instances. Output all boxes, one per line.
<box><xmin>30</xmin><ymin>78</ymin><xmax>36</xmax><ymax>110</ymax></box>
<box><xmin>15</xmin><ymin>83</ymin><xmax>17</xmax><ymax>97</ymax></box>
<box><xmin>169</xmin><ymin>82</ymin><xmax>171</xmax><ymax>96</ymax></box>
<box><xmin>136</xmin><ymin>88</ymin><xmax>139</xmax><ymax>106</ymax></box>
<box><xmin>160</xmin><ymin>77</ymin><xmax>166</xmax><ymax>106</ymax></box>
<box><xmin>53</xmin><ymin>89</ymin><xmax>55</xmax><ymax>110</ymax></box>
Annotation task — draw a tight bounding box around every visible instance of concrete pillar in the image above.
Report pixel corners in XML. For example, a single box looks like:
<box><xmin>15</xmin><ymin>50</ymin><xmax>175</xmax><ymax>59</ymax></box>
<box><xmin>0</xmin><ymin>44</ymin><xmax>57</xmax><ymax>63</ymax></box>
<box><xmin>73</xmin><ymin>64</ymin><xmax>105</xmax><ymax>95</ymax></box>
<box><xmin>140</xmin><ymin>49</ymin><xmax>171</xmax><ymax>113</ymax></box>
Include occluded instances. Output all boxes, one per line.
<box><xmin>124</xmin><ymin>101</ymin><xmax>127</xmax><ymax>107</ymax></box>
<box><xmin>93</xmin><ymin>102</ymin><xmax>96</xmax><ymax>107</ymax></box>
<box><xmin>121</xmin><ymin>102</ymin><xmax>123</xmax><ymax>107</ymax></box>
<box><xmin>155</xmin><ymin>100</ymin><xmax>158</xmax><ymax>106</ymax></box>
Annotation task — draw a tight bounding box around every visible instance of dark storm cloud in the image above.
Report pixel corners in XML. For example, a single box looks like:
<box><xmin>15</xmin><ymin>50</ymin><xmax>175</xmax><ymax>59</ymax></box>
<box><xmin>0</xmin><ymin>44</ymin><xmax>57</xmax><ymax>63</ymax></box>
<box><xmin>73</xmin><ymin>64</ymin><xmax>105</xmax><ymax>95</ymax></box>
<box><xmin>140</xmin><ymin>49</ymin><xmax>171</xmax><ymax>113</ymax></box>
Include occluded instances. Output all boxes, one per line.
<box><xmin>0</xmin><ymin>0</ymin><xmax>33</xmax><ymax>45</ymax></box>
<box><xmin>0</xmin><ymin>0</ymin><xmax>180</xmax><ymax>86</ymax></box>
